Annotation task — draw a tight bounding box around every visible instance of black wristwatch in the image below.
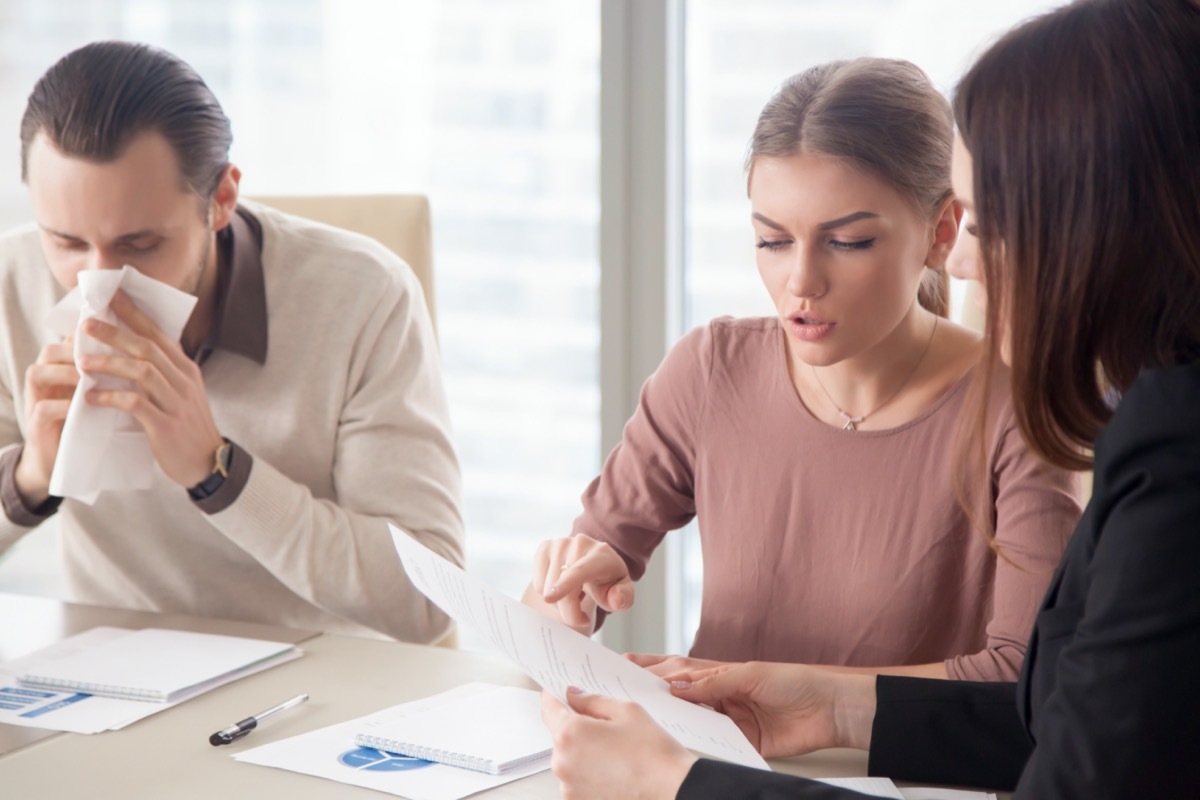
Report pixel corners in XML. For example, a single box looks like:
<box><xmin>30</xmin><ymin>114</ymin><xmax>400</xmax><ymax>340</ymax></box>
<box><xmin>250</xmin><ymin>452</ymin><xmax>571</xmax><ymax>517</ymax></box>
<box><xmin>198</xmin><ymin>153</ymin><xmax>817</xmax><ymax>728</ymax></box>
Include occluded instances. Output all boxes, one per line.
<box><xmin>188</xmin><ymin>438</ymin><xmax>233</xmax><ymax>501</ymax></box>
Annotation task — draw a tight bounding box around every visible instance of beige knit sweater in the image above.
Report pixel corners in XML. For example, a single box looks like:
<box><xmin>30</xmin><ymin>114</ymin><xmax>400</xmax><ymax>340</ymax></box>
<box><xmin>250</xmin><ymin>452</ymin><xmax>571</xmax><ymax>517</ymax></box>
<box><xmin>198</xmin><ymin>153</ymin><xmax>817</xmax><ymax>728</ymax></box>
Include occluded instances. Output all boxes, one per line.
<box><xmin>0</xmin><ymin>203</ymin><xmax>464</xmax><ymax>642</ymax></box>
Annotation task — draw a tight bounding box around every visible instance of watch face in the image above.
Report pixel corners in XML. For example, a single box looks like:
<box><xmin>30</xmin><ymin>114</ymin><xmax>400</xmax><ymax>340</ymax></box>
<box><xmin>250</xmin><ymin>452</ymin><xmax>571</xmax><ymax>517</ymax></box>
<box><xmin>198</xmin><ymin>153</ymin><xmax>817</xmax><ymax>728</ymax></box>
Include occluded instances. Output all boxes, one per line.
<box><xmin>191</xmin><ymin>441</ymin><xmax>233</xmax><ymax>500</ymax></box>
<box><xmin>218</xmin><ymin>441</ymin><xmax>233</xmax><ymax>473</ymax></box>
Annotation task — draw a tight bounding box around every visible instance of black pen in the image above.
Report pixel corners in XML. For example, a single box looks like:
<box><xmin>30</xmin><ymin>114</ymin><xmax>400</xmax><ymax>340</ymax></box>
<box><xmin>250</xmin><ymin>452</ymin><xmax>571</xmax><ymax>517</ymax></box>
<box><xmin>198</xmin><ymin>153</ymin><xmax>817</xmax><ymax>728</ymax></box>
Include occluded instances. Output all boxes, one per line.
<box><xmin>209</xmin><ymin>693</ymin><xmax>309</xmax><ymax>746</ymax></box>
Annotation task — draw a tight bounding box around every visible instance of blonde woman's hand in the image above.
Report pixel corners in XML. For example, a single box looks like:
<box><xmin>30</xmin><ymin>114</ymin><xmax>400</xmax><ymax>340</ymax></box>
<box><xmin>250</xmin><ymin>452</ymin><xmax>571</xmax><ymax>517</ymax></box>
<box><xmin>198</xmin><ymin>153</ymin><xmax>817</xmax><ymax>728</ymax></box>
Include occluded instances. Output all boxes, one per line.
<box><xmin>522</xmin><ymin>533</ymin><xmax>635</xmax><ymax>635</ymax></box>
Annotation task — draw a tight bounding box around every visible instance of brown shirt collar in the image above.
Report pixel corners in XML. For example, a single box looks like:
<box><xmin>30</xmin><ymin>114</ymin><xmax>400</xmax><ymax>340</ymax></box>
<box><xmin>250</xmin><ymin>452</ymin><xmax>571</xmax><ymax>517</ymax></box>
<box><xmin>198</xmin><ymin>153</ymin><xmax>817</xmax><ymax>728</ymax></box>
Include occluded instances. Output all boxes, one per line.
<box><xmin>197</xmin><ymin>206</ymin><xmax>268</xmax><ymax>366</ymax></box>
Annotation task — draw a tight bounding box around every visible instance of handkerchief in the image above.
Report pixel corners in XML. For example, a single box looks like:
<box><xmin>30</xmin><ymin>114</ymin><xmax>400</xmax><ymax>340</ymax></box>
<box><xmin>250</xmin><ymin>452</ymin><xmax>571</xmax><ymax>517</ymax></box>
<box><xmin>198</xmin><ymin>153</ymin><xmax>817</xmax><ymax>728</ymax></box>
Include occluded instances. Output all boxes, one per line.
<box><xmin>47</xmin><ymin>266</ymin><xmax>197</xmax><ymax>503</ymax></box>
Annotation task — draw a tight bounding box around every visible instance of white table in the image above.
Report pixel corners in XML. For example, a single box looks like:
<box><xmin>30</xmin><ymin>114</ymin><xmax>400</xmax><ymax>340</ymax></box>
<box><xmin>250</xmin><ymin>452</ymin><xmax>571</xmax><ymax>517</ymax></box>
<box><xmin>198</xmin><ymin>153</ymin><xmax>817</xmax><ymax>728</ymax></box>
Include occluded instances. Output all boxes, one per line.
<box><xmin>0</xmin><ymin>593</ymin><xmax>1009</xmax><ymax>799</ymax></box>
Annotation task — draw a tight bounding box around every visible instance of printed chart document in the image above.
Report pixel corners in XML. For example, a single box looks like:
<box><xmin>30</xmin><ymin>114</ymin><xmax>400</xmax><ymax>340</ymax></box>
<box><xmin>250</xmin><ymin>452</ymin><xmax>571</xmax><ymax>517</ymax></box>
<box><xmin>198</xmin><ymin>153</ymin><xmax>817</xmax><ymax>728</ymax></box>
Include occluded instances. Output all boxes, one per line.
<box><xmin>235</xmin><ymin>683</ymin><xmax>550</xmax><ymax>800</ymax></box>
<box><xmin>354</xmin><ymin>684</ymin><xmax>551</xmax><ymax>774</ymax></box>
<box><xmin>389</xmin><ymin>524</ymin><xmax>769</xmax><ymax>770</ymax></box>
<box><xmin>0</xmin><ymin>627</ymin><xmax>301</xmax><ymax>733</ymax></box>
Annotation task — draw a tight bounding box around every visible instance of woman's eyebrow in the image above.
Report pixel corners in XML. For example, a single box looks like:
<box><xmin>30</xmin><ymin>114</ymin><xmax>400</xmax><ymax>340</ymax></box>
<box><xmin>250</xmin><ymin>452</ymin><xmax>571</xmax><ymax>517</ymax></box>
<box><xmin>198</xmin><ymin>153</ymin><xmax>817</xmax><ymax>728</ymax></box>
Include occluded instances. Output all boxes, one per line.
<box><xmin>817</xmin><ymin>211</ymin><xmax>878</xmax><ymax>230</ymax></box>
<box><xmin>751</xmin><ymin>212</ymin><xmax>787</xmax><ymax>231</ymax></box>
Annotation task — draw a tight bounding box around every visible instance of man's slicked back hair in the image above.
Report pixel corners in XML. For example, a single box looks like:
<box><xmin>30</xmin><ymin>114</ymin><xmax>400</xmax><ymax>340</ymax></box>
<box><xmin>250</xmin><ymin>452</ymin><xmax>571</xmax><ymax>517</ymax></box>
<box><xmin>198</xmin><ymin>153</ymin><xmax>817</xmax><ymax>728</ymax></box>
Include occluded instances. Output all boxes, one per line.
<box><xmin>20</xmin><ymin>40</ymin><xmax>233</xmax><ymax>201</ymax></box>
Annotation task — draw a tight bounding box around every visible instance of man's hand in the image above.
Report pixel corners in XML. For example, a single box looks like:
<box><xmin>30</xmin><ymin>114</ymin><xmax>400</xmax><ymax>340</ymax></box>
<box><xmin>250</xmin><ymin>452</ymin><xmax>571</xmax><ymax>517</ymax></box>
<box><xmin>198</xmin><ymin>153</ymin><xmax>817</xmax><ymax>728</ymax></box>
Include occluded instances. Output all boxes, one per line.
<box><xmin>523</xmin><ymin>533</ymin><xmax>635</xmax><ymax>635</ymax></box>
<box><xmin>669</xmin><ymin>661</ymin><xmax>877</xmax><ymax>757</ymax></box>
<box><xmin>78</xmin><ymin>290</ymin><xmax>222</xmax><ymax>488</ymax></box>
<box><xmin>14</xmin><ymin>336</ymin><xmax>78</xmax><ymax>506</ymax></box>
<box><xmin>541</xmin><ymin>688</ymin><xmax>697</xmax><ymax>800</ymax></box>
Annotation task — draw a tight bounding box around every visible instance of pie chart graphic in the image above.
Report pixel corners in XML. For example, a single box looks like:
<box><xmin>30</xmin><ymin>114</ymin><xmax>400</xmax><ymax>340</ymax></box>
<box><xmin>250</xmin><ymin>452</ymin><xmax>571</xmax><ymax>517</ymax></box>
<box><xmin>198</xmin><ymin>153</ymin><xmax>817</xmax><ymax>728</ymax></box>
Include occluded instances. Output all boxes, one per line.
<box><xmin>338</xmin><ymin>746</ymin><xmax>436</xmax><ymax>771</ymax></box>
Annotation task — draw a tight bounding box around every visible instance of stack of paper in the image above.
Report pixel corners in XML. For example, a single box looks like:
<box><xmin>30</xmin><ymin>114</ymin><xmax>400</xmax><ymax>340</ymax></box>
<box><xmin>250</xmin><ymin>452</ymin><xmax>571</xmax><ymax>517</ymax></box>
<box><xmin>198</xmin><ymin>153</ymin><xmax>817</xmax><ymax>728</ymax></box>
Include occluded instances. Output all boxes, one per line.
<box><xmin>0</xmin><ymin>627</ymin><xmax>302</xmax><ymax>733</ymax></box>
<box><xmin>17</xmin><ymin>627</ymin><xmax>298</xmax><ymax>702</ymax></box>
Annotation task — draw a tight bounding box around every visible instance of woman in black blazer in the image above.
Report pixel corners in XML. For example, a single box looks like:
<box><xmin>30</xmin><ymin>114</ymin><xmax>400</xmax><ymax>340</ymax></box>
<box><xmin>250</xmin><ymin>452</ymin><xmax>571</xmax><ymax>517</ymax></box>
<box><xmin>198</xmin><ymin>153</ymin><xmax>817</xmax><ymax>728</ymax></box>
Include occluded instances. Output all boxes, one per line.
<box><xmin>541</xmin><ymin>1</ymin><xmax>1200</xmax><ymax>797</ymax></box>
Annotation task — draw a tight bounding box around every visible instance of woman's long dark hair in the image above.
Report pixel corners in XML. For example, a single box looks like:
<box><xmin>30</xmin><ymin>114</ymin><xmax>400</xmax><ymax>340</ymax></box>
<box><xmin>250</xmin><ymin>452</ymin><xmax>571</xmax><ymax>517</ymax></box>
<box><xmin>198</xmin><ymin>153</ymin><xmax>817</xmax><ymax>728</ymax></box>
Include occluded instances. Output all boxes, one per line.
<box><xmin>955</xmin><ymin>0</ymin><xmax>1200</xmax><ymax>472</ymax></box>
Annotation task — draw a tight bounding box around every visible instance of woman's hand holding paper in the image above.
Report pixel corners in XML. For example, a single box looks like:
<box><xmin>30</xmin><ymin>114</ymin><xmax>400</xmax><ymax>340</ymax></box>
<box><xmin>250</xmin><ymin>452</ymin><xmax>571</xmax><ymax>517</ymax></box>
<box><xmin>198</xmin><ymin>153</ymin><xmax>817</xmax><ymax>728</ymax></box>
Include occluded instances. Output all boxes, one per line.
<box><xmin>541</xmin><ymin>687</ymin><xmax>698</xmax><ymax>800</ymax></box>
<box><xmin>670</xmin><ymin>661</ymin><xmax>877</xmax><ymax>757</ymax></box>
<box><xmin>77</xmin><ymin>289</ymin><xmax>222</xmax><ymax>489</ymax></box>
<box><xmin>541</xmin><ymin>665</ymin><xmax>878</xmax><ymax>799</ymax></box>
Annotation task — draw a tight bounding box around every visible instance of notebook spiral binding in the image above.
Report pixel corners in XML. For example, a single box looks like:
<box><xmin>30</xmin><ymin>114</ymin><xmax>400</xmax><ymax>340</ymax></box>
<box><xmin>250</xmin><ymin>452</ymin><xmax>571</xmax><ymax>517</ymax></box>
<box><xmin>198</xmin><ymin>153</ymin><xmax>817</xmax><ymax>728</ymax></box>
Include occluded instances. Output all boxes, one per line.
<box><xmin>17</xmin><ymin>676</ymin><xmax>164</xmax><ymax>701</ymax></box>
<box><xmin>354</xmin><ymin>733</ymin><xmax>529</xmax><ymax>775</ymax></box>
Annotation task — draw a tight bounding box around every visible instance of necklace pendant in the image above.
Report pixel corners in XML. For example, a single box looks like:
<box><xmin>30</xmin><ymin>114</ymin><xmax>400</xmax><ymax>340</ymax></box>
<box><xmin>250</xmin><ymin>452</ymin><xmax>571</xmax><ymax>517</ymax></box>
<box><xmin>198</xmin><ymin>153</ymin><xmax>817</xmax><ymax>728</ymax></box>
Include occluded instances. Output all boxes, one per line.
<box><xmin>837</xmin><ymin>412</ymin><xmax>863</xmax><ymax>432</ymax></box>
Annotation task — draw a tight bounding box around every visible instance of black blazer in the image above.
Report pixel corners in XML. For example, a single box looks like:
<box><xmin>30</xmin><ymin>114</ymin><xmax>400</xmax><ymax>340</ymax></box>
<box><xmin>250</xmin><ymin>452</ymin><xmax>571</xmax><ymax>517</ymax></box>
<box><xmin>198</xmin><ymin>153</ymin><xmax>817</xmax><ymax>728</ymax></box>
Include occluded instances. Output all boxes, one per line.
<box><xmin>678</xmin><ymin>363</ymin><xmax>1200</xmax><ymax>799</ymax></box>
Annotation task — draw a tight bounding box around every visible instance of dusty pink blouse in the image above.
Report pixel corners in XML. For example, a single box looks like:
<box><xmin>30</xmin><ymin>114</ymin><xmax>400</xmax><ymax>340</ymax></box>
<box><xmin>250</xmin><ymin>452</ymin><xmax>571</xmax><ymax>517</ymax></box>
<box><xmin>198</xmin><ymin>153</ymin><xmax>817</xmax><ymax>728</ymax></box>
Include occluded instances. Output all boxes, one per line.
<box><xmin>576</xmin><ymin>317</ymin><xmax>1081</xmax><ymax>680</ymax></box>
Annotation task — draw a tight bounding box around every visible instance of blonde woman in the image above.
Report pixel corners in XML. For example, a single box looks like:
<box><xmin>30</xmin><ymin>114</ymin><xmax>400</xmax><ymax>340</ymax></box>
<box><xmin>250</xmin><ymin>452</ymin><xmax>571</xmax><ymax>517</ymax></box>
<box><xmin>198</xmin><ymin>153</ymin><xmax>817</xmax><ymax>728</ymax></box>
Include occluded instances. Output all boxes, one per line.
<box><xmin>525</xmin><ymin>58</ymin><xmax>1080</xmax><ymax>681</ymax></box>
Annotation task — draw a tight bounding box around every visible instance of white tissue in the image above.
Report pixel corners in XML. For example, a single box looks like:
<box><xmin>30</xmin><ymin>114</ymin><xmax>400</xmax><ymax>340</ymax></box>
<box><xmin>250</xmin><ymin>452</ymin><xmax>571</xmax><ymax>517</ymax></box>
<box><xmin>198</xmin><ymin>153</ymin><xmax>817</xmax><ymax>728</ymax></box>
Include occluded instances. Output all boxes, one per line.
<box><xmin>47</xmin><ymin>266</ymin><xmax>198</xmax><ymax>504</ymax></box>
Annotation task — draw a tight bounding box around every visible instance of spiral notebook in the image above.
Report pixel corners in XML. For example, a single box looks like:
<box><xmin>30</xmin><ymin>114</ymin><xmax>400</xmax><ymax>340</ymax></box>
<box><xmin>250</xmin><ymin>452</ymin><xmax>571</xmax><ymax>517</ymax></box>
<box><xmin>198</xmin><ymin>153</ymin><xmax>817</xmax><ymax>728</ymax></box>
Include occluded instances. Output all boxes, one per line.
<box><xmin>17</xmin><ymin>627</ymin><xmax>300</xmax><ymax>703</ymax></box>
<box><xmin>353</xmin><ymin>684</ymin><xmax>551</xmax><ymax>775</ymax></box>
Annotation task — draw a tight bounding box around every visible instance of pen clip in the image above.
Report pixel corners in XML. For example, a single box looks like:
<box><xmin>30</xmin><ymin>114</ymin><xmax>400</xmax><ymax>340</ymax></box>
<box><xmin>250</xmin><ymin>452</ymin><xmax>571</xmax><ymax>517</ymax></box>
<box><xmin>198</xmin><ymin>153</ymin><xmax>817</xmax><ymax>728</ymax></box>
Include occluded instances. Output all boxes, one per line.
<box><xmin>208</xmin><ymin>717</ymin><xmax>256</xmax><ymax>746</ymax></box>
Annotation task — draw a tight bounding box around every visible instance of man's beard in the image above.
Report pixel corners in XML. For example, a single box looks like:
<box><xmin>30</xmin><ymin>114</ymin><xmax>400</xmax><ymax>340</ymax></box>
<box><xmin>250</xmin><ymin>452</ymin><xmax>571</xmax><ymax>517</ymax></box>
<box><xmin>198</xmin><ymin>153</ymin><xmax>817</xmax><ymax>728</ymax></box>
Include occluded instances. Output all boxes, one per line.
<box><xmin>184</xmin><ymin>232</ymin><xmax>212</xmax><ymax>297</ymax></box>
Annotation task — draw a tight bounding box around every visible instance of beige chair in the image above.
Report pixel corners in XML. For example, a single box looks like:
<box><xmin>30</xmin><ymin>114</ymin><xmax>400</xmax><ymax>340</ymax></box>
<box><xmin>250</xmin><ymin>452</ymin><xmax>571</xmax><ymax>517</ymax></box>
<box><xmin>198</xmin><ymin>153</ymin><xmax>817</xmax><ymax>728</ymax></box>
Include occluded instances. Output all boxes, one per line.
<box><xmin>247</xmin><ymin>194</ymin><xmax>437</xmax><ymax>332</ymax></box>
<box><xmin>246</xmin><ymin>194</ymin><xmax>455</xmax><ymax>647</ymax></box>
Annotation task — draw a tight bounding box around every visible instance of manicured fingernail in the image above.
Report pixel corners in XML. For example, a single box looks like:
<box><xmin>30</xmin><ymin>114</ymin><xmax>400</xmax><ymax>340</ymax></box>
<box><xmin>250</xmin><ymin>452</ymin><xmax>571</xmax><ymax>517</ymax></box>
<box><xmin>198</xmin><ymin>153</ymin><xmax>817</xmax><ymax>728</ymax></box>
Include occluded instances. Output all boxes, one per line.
<box><xmin>567</xmin><ymin>685</ymin><xmax>585</xmax><ymax>695</ymax></box>
<box><xmin>670</xmin><ymin>681</ymin><xmax>692</xmax><ymax>690</ymax></box>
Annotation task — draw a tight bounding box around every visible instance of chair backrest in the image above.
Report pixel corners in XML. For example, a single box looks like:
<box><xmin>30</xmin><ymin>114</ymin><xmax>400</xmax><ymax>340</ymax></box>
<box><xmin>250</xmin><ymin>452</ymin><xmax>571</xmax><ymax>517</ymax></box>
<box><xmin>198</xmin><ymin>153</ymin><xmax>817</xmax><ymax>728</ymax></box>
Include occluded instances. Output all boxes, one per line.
<box><xmin>247</xmin><ymin>194</ymin><xmax>437</xmax><ymax>332</ymax></box>
<box><xmin>248</xmin><ymin>193</ymin><xmax>455</xmax><ymax>647</ymax></box>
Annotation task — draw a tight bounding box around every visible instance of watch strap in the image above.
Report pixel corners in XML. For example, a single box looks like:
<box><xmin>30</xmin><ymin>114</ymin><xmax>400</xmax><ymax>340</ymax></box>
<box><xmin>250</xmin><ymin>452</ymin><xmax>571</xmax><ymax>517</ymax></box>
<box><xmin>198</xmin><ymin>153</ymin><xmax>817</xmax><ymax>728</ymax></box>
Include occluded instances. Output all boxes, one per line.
<box><xmin>188</xmin><ymin>439</ymin><xmax>233</xmax><ymax>501</ymax></box>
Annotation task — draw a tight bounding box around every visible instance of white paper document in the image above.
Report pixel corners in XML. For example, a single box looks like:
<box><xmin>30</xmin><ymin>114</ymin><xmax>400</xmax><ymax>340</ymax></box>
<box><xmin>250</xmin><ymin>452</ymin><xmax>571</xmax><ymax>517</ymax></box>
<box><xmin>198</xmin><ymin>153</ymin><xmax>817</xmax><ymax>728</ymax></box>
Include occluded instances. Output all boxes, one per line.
<box><xmin>0</xmin><ymin>628</ymin><xmax>156</xmax><ymax>733</ymax></box>
<box><xmin>0</xmin><ymin>627</ymin><xmax>301</xmax><ymax>733</ymax></box>
<box><xmin>17</xmin><ymin>627</ymin><xmax>300</xmax><ymax>702</ymax></box>
<box><xmin>388</xmin><ymin>525</ymin><xmax>770</xmax><ymax>770</ymax></box>
<box><xmin>234</xmin><ymin>683</ymin><xmax>550</xmax><ymax>800</ymax></box>
<box><xmin>0</xmin><ymin>628</ymin><xmax>172</xmax><ymax>733</ymax></box>
<box><xmin>46</xmin><ymin>264</ymin><xmax>197</xmax><ymax>502</ymax></box>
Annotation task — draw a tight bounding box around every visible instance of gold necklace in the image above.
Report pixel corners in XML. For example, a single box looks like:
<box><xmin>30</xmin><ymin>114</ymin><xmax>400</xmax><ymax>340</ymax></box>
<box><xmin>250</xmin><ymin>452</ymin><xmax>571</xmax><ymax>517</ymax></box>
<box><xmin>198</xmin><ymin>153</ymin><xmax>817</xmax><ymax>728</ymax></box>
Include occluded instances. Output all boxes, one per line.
<box><xmin>810</xmin><ymin>316</ymin><xmax>939</xmax><ymax>431</ymax></box>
